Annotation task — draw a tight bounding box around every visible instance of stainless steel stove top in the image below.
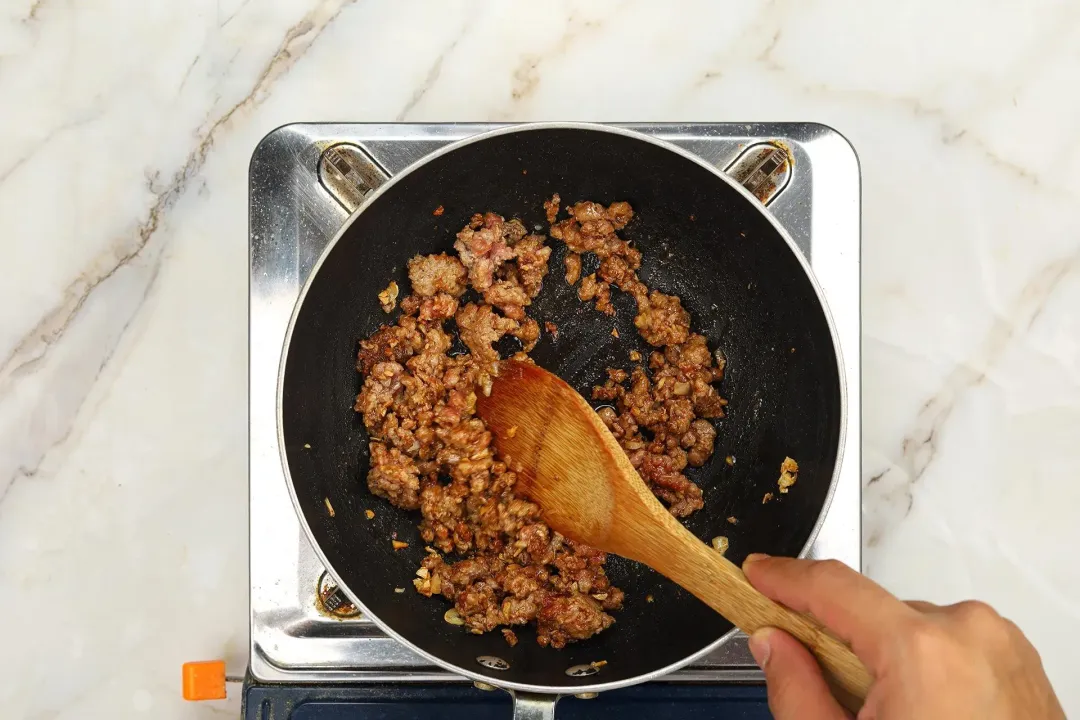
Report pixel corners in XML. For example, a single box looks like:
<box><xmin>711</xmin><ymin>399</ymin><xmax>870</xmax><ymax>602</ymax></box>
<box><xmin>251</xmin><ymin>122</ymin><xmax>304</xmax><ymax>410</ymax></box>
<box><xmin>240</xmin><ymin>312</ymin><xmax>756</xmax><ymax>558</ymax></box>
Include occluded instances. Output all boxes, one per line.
<box><xmin>248</xmin><ymin>123</ymin><xmax>861</xmax><ymax>685</ymax></box>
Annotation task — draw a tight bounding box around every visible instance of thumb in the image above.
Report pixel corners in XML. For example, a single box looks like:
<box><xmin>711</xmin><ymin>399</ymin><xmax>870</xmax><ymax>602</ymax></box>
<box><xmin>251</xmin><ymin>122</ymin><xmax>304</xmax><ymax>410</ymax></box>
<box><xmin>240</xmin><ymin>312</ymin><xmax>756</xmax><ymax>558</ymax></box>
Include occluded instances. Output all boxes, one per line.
<box><xmin>749</xmin><ymin>627</ymin><xmax>849</xmax><ymax>720</ymax></box>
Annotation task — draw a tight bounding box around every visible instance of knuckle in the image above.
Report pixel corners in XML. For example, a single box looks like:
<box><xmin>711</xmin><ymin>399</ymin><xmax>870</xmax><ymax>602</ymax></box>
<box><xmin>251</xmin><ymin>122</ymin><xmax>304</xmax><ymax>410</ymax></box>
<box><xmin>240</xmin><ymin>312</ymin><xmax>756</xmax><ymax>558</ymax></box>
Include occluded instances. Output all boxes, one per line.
<box><xmin>952</xmin><ymin>600</ymin><xmax>1000</xmax><ymax>625</ymax></box>
<box><xmin>953</xmin><ymin>601</ymin><xmax>1015</xmax><ymax>648</ymax></box>
<box><xmin>1000</xmin><ymin>618</ymin><xmax>1029</xmax><ymax>651</ymax></box>
<box><xmin>952</xmin><ymin>600</ymin><xmax>1009</xmax><ymax>641</ymax></box>
<box><xmin>809</xmin><ymin>558</ymin><xmax>849</xmax><ymax>584</ymax></box>
<box><xmin>1001</xmin><ymin>617</ymin><xmax>1023</xmax><ymax>637</ymax></box>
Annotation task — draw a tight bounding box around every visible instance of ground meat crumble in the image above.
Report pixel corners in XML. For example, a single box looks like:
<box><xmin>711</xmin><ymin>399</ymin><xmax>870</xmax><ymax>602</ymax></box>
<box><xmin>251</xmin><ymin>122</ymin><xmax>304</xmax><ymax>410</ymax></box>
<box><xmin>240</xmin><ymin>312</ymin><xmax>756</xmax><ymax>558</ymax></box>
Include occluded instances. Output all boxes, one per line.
<box><xmin>354</xmin><ymin>198</ymin><xmax>726</xmax><ymax>647</ymax></box>
<box><xmin>551</xmin><ymin>198</ymin><xmax>727</xmax><ymax>517</ymax></box>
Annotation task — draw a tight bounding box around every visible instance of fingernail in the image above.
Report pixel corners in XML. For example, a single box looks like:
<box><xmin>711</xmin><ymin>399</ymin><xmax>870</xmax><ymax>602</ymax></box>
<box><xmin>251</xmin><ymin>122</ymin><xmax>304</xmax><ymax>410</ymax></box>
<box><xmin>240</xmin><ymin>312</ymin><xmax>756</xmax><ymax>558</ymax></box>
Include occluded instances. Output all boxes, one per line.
<box><xmin>744</xmin><ymin>553</ymin><xmax>770</xmax><ymax>565</ymax></box>
<box><xmin>748</xmin><ymin>629</ymin><xmax>773</xmax><ymax>669</ymax></box>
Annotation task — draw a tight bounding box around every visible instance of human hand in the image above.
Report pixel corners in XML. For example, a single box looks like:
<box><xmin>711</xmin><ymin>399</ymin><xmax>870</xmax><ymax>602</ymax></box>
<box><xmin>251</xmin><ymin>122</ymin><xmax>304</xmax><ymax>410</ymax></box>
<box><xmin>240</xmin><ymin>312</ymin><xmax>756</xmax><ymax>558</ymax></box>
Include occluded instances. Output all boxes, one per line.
<box><xmin>742</xmin><ymin>555</ymin><xmax>1065</xmax><ymax>719</ymax></box>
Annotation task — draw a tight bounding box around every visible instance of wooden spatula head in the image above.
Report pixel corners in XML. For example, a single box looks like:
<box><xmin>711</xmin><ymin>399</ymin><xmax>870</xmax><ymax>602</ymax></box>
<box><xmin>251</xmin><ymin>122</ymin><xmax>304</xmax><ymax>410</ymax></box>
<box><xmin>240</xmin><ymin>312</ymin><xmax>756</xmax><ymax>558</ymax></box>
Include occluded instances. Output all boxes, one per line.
<box><xmin>475</xmin><ymin>360</ymin><xmax>652</xmax><ymax>552</ymax></box>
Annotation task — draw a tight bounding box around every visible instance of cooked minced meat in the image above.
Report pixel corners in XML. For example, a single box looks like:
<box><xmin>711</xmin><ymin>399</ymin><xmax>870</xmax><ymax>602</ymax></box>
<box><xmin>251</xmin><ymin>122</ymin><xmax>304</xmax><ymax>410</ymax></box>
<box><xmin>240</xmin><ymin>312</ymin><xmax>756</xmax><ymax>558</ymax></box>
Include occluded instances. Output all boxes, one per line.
<box><xmin>634</xmin><ymin>290</ymin><xmax>691</xmax><ymax>347</ymax></box>
<box><xmin>482</xmin><ymin>280</ymin><xmax>531</xmax><ymax>321</ymax></box>
<box><xmin>564</xmin><ymin>252</ymin><xmax>582</xmax><ymax>285</ymax></box>
<box><xmin>355</xmin><ymin>199</ymin><xmax>727</xmax><ymax>646</ymax></box>
<box><xmin>456</xmin><ymin>302</ymin><xmax>519</xmax><ymax>376</ymax></box>
<box><xmin>578</xmin><ymin>273</ymin><xmax>614</xmax><ymax>315</ymax></box>
<box><xmin>513</xmin><ymin>317</ymin><xmax>541</xmax><ymax>351</ymax></box>
<box><xmin>399</xmin><ymin>292</ymin><xmax>458</xmax><ymax>322</ymax></box>
<box><xmin>454</xmin><ymin>212</ymin><xmax>523</xmax><ymax>291</ymax></box>
<box><xmin>555</xmin><ymin>200</ymin><xmax>727</xmax><ymax>516</ymax></box>
<box><xmin>543</xmin><ymin>192</ymin><xmax>561</xmax><ymax>224</ymax></box>
<box><xmin>407</xmin><ymin>253</ymin><xmax>468</xmax><ymax>297</ymax></box>
<box><xmin>513</xmin><ymin>233</ymin><xmax>552</xmax><ymax>297</ymax></box>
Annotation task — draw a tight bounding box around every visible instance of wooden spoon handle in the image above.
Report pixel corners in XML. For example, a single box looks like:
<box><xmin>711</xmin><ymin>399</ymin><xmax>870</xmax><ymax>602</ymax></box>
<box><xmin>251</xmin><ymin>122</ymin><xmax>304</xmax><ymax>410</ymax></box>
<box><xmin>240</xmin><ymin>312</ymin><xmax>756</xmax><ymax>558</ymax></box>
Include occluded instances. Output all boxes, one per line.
<box><xmin>644</xmin><ymin>523</ymin><xmax>872</xmax><ymax>711</ymax></box>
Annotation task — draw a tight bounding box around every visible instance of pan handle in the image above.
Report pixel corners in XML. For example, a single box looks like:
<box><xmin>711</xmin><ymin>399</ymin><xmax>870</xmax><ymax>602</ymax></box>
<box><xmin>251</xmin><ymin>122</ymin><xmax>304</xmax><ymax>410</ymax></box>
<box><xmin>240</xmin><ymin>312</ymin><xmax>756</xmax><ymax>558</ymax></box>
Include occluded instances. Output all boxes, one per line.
<box><xmin>510</xmin><ymin>691</ymin><xmax>559</xmax><ymax>719</ymax></box>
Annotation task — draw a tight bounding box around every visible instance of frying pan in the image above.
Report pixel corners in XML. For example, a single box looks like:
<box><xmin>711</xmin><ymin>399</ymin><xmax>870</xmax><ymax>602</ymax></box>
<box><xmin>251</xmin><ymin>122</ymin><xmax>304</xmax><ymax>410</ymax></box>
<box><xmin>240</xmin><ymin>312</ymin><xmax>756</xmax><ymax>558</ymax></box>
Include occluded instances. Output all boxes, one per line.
<box><xmin>279</xmin><ymin>124</ymin><xmax>845</xmax><ymax>716</ymax></box>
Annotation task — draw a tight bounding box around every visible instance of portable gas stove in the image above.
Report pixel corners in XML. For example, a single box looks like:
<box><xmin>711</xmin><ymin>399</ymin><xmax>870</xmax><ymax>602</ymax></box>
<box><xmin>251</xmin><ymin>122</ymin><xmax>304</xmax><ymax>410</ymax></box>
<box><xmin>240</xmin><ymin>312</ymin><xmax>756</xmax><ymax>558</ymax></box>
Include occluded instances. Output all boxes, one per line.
<box><xmin>244</xmin><ymin>123</ymin><xmax>861</xmax><ymax>718</ymax></box>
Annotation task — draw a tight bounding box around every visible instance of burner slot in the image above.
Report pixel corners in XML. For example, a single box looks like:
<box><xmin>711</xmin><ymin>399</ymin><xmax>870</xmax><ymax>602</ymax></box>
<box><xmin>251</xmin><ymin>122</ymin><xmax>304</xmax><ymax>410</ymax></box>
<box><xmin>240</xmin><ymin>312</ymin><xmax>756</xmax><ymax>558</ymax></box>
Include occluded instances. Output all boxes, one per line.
<box><xmin>318</xmin><ymin>144</ymin><xmax>390</xmax><ymax>212</ymax></box>
<box><xmin>724</xmin><ymin>142</ymin><xmax>793</xmax><ymax>206</ymax></box>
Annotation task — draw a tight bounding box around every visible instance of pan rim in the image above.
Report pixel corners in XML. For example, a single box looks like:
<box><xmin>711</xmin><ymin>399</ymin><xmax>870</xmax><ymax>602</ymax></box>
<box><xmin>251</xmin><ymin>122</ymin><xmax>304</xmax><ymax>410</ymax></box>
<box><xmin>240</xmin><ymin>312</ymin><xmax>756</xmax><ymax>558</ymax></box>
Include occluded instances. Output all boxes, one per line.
<box><xmin>275</xmin><ymin>121</ymin><xmax>848</xmax><ymax>695</ymax></box>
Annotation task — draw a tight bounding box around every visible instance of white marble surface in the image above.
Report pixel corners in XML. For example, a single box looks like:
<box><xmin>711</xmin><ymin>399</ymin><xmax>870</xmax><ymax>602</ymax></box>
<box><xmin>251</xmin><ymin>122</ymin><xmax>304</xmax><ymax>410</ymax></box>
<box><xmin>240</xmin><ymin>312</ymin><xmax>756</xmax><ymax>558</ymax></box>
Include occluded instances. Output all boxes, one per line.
<box><xmin>1</xmin><ymin>0</ymin><xmax>1078</xmax><ymax>716</ymax></box>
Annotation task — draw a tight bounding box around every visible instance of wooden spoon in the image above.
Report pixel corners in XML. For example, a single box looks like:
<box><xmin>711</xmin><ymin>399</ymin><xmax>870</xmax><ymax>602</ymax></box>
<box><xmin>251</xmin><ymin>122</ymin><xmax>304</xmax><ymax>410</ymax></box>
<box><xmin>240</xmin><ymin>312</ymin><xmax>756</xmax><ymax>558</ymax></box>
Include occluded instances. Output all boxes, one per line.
<box><xmin>476</xmin><ymin>360</ymin><xmax>871</xmax><ymax>711</ymax></box>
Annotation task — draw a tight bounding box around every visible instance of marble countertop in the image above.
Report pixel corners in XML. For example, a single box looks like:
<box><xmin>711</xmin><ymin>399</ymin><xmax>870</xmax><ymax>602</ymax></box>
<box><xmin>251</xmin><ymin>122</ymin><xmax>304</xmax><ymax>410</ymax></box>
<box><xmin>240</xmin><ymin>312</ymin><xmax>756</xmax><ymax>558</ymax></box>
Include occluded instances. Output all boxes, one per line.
<box><xmin>2</xmin><ymin>0</ymin><xmax>1078</xmax><ymax>717</ymax></box>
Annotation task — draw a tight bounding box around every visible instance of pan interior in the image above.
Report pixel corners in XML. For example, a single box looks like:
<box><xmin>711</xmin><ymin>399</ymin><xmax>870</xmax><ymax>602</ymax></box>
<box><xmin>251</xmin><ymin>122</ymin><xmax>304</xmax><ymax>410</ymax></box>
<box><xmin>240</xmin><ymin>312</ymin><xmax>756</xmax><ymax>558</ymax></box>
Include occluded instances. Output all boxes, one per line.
<box><xmin>281</xmin><ymin>127</ymin><xmax>842</xmax><ymax>689</ymax></box>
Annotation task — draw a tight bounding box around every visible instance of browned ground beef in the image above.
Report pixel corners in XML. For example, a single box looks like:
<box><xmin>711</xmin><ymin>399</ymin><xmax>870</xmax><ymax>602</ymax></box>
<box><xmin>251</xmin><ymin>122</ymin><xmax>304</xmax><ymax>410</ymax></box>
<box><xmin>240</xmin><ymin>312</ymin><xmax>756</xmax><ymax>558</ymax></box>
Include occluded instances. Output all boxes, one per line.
<box><xmin>550</xmin><ymin>199</ymin><xmax>727</xmax><ymax>516</ymax></box>
<box><xmin>407</xmin><ymin>253</ymin><xmax>468</xmax><ymax>297</ymax></box>
<box><xmin>564</xmin><ymin>253</ymin><xmax>582</xmax><ymax>285</ymax></box>
<box><xmin>354</xmin><ymin>200</ymin><xmax>726</xmax><ymax>647</ymax></box>
<box><xmin>543</xmin><ymin>192</ymin><xmax>561</xmax><ymax>224</ymax></box>
<box><xmin>577</xmin><ymin>273</ymin><xmax>614</xmax><ymax>315</ymax></box>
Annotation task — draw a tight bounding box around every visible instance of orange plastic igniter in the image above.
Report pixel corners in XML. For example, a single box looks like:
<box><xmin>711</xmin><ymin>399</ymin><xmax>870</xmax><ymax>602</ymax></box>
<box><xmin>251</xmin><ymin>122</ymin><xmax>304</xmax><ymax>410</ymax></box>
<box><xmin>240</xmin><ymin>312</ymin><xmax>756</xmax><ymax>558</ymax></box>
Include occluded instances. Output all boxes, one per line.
<box><xmin>182</xmin><ymin>660</ymin><xmax>227</xmax><ymax>701</ymax></box>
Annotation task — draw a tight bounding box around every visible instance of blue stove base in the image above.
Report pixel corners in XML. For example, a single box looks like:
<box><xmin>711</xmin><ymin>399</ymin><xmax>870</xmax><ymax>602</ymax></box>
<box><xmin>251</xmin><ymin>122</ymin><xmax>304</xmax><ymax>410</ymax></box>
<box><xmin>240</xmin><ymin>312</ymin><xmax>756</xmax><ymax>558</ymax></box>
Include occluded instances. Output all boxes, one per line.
<box><xmin>243</xmin><ymin>681</ymin><xmax>771</xmax><ymax>719</ymax></box>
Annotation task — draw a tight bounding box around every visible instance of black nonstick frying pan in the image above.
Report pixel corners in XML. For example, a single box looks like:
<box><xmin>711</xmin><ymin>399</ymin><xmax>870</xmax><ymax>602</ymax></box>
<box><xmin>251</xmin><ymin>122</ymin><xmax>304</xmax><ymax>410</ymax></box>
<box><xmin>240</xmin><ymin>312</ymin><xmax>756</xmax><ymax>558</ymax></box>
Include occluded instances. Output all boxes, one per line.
<box><xmin>279</xmin><ymin>124</ymin><xmax>845</xmax><ymax>714</ymax></box>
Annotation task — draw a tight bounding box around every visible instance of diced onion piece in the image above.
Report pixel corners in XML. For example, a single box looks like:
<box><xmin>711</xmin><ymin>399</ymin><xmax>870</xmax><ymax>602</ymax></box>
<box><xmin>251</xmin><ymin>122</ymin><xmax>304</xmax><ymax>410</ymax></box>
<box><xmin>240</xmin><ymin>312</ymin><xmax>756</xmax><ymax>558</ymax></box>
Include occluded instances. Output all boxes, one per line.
<box><xmin>377</xmin><ymin>281</ymin><xmax>399</xmax><ymax>313</ymax></box>
<box><xmin>778</xmin><ymin>456</ymin><xmax>799</xmax><ymax>494</ymax></box>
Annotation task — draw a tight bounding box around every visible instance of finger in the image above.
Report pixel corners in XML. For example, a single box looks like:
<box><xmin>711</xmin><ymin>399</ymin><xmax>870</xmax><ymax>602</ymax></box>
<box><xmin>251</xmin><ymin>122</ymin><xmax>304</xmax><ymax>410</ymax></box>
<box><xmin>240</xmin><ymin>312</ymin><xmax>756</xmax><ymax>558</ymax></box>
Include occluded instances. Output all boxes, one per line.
<box><xmin>903</xmin><ymin>600</ymin><xmax>941</xmax><ymax>614</ymax></box>
<box><xmin>750</xmin><ymin>627</ymin><xmax>850</xmax><ymax>720</ymax></box>
<box><xmin>743</xmin><ymin>555</ymin><xmax>915</xmax><ymax>664</ymax></box>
